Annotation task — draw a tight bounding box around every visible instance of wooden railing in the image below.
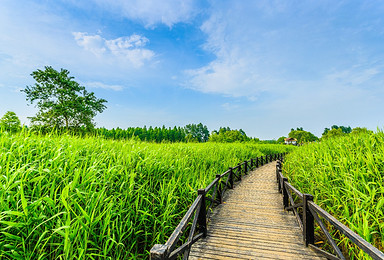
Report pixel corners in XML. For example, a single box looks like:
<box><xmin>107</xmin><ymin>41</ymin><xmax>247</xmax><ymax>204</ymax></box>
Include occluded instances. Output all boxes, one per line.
<box><xmin>150</xmin><ymin>153</ymin><xmax>285</xmax><ymax>260</ymax></box>
<box><xmin>276</xmin><ymin>160</ymin><xmax>384</xmax><ymax>260</ymax></box>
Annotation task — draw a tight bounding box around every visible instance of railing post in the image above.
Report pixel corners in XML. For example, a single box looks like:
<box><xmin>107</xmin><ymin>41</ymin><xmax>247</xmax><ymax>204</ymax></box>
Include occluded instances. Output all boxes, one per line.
<box><xmin>229</xmin><ymin>167</ymin><xmax>234</xmax><ymax>189</ymax></box>
<box><xmin>303</xmin><ymin>194</ymin><xmax>315</xmax><ymax>246</ymax></box>
<box><xmin>244</xmin><ymin>161</ymin><xmax>248</xmax><ymax>174</ymax></box>
<box><xmin>256</xmin><ymin>157</ymin><xmax>259</xmax><ymax>168</ymax></box>
<box><xmin>276</xmin><ymin>161</ymin><xmax>280</xmax><ymax>183</ymax></box>
<box><xmin>282</xmin><ymin>177</ymin><xmax>289</xmax><ymax>209</ymax></box>
<box><xmin>150</xmin><ymin>244</ymin><xmax>168</xmax><ymax>260</ymax></box>
<box><xmin>238</xmin><ymin>163</ymin><xmax>242</xmax><ymax>181</ymax></box>
<box><xmin>216</xmin><ymin>174</ymin><xmax>222</xmax><ymax>204</ymax></box>
<box><xmin>197</xmin><ymin>189</ymin><xmax>207</xmax><ymax>237</ymax></box>
<box><xmin>278</xmin><ymin>169</ymin><xmax>282</xmax><ymax>193</ymax></box>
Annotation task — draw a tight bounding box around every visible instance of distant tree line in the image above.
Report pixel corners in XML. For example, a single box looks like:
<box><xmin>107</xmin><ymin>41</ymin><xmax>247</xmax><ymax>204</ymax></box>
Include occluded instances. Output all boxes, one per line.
<box><xmin>0</xmin><ymin>111</ymin><xmax>256</xmax><ymax>143</ymax></box>
<box><xmin>321</xmin><ymin>125</ymin><xmax>372</xmax><ymax>140</ymax></box>
<box><xmin>94</xmin><ymin>123</ymin><xmax>210</xmax><ymax>143</ymax></box>
<box><xmin>277</xmin><ymin>125</ymin><xmax>373</xmax><ymax>144</ymax></box>
<box><xmin>94</xmin><ymin>125</ymin><xmax>255</xmax><ymax>143</ymax></box>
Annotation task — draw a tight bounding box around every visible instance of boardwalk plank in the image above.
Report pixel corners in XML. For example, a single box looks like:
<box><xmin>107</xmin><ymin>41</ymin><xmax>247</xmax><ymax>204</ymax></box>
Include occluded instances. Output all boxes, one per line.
<box><xmin>189</xmin><ymin>162</ymin><xmax>326</xmax><ymax>260</ymax></box>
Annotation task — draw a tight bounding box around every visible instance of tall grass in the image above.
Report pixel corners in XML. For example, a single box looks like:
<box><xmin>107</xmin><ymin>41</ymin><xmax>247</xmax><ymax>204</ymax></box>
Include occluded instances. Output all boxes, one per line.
<box><xmin>0</xmin><ymin>131</ymin><xmax>292</xmax><ymax>259</ymax></box>
<box><xmin>283</xmin><ymin>131</ymin><xmax>384</xmax><ymax>259</ymax></box>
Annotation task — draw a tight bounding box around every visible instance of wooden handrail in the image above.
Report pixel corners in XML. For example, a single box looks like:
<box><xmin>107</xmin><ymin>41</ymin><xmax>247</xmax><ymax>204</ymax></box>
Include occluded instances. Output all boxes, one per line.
<box><xmin>204</xmin><ymin>177</ymin><xmax>219</xmax><ymax>193</ymax></box>
<box><xmin>150</xmin><ymin>153</ymin><xmax>284</xmax><ymax>259</ymax></box>
<box><xmin>276</xmin><ymin>161</ymin><xmax>384</xmax><ymax>260</ymax></box>
<box><xmin>165</xmin><ymin>195</ymin><xmax>203</xmax><ymax>254</ymax></box>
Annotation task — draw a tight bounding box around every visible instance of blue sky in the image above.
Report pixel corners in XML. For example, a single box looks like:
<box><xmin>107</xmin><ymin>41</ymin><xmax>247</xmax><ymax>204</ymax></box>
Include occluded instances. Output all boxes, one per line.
<box><xmin>1</xmin><ymin>0</ymin><xmax>384</xmax><ymax>139</ymax></box>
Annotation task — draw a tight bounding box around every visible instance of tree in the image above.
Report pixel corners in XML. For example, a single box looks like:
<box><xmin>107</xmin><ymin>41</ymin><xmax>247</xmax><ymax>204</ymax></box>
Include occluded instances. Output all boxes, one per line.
<box><xmin>351</xmin><ymin>127</ymin><xmax>372</xmax><ymax>135</ymax></box>
<box><xmin>323</xmin><ymin>125</ymin><xmax>351</xmax><ymax>136</ymax></box>
<box><xmin>23</xmin><ymin>66</ymin><xmax>107</xmax><ymax>129</ymax></box>
<box><xmin>322</xmin><ymin>128</ymin><xmax>345</xmax><ymax>139</ymax></box>
<box><xmin>288</xmin><ymin>128</ymin><xmax>318</xmax><ymax>143</ymax></box>
<box><xmin>209</xmin><ymin>127</ymin><xmax>250</xmax><ymax>143</ymax></box>
<box><xmin>184</xmin><ymin>123</ymin><xmax>209</xmax><ymax>142</ymax></box>
<box><xmin>0</xmin><ymin>111</ymin><xmax>21</xmax><ymax>132</ymax></box>
<box><xmin>277</xmin><ymin>136</ymin><xmax>286</xmax><ymax>144</ymax></box>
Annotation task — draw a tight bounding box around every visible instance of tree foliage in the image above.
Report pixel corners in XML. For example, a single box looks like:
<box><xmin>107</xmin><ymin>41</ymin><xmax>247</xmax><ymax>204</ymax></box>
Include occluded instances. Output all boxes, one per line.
<box><xmin>288</xmin><ymin>128</ymin><xmax>318</xmax><ymax>143</ymax></box>
<box><xmin>322</xmin><ymin>128</ymin><xmax>345</xmax><ymax>139</ymax></box>
<box><xmin>23</xmin><ymin>66</ymin><xmax>107</xmax><ymax>129</ymax></box>
<box><xmin>91</xmin><ymin>124</ymin><xmax>210</xmax><ymax>143</ymax></box>
<box><xmin>0</xmin><ymin>111</ymin><xmax>21</xmax><ymax>132</ymax></box>
<box><xmin>322</xmin><ymin>125</ymin><xmax>352</xmax><ymax>136</ymax></box>
<box><xmin>277</xmin><ymin>136</ymin><xmax>286</xmax><ymax>144</ymax></box>
<box><xmin>351</xmin><ymin>127</ymin><xmax>373</xmax><ymax>135</ymax></box>
<box><xmin>209</xmin><ymin>127</ymin><xmax>250</xmax><ymax>142</ymax></box>
<box><xmin>184</xmin><ymin>123</ymin><xmax>209</xmax><ymax>142</ymax></box>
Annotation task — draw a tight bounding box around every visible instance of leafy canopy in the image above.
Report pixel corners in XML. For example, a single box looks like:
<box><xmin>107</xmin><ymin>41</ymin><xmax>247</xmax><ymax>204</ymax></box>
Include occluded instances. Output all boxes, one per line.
<box><xmin>288</xmin><ymin>128</ymin><xmax>318</xmax><ymax>143</ymax></box>
<box><xmin>23</xmin><ymin>66</ymin><xmax>107</xmax><ymax>129</ymax></box>
<box><xmin>0</xmin><ymin>111</ymin><xmax>21</xmax><ymax>132</ymax></box>
<box><xmin>209</xmin><ymin>127</ymin><xmax>250</xmax><ymax>142</ymax></box>
<box><xmin>322</xmin><ymin>125</ymin><xmax>352</xmax><ymax>136</ymax></box>
<box><xmin>184</xmin><ymin>123</ymin><xmax>209</xmax><ymax>142</ymax></box>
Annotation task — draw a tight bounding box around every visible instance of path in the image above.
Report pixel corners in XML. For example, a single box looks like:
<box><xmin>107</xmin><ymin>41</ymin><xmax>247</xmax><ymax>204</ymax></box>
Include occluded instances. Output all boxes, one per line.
<box><xmin>189</xmin><ymin>162</ymin><xmax>325</xmax><ymax>259</ymax></box>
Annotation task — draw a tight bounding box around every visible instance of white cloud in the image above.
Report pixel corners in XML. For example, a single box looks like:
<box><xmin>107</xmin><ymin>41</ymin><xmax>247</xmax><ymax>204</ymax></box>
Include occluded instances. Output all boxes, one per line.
<box><xmin>221</xmin><ymin>102</ymin><xmax>239</xmax><ymax>111</ymax></box>
<box><xmin>184</xmin><ymin>2</ymin><xmax>279</xmax><ymax>98</ymax></box>
<box><xmin>325</xmin><ymin>67</ymin><xmax>380</xmax><ymax>86</ymax></box>
<box><xmin>85</xmin><ymin>81</ymin><xmax>123</xmax><ymax>91</ymax></box>
<box><xmin>90</xmin><ymin>0</ymin><xmax>199</xmax><ymax>28</ymax></box>
<box><xmin>73</xmin><ymin>32</ymin><xmax>155</xmax><ymax>67</ymax></box>
<box><xmin>185</xmin><ymin>1</ymin><xmax>384</xmax><ymax>101</ymax></box>
<box><xmin>72</xmin><ymin>33</ymin><xmax>106</xmax><ymax>56</ymax></box>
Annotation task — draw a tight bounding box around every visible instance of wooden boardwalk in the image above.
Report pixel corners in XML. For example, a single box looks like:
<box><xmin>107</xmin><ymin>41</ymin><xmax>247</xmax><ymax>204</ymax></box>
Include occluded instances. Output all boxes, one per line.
<box><xmin>189</xmin><ymin>162</ymin><xmax>325</xmax><ymax>260</ymax></box>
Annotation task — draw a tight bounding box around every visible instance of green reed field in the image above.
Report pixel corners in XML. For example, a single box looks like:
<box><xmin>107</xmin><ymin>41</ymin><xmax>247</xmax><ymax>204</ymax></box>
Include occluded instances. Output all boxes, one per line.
<box><xmin>0</xmin><ymin>131</ymin><xmax>292</xmax><ymax>259</ymax></box>
<box><xmin>283</xmin><ymin>131</ymin><xmax>384</xmax><ymax>259</ymax></box>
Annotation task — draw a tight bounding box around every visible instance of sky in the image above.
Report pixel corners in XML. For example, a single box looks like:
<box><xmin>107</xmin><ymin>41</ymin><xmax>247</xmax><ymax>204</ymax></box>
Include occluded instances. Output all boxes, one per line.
<box><xmin>1</xmin><ymin>0</ymin><xmax>384</xmax><ymax>139</ymax></box>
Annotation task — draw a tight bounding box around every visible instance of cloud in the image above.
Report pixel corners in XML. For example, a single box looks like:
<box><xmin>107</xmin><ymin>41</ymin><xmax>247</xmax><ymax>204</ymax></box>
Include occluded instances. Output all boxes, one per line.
<box><xmin>89</xmin><ymin>0</ymin><xmax>200</xmax><ymax>28</ymax></box>
<box><xmin>325</xmin><ymin>67</ymin><xmax>380</xmax><ymax>86</ymax></box>
<box><xmin>184</xmin><ymin>2</ymin><xmax>281</xmax><ymax>98</ymax></box>
<box><xmin>73</xmin><ymin>32</ymin><xmax>155</xmax><ymax>67</ymax></box>
<box><xmin>221</xmin><ymin>102</ymin><xmax>239</xmax><ymax>111</ymax></box>
<box><xmin>185</xmin><ymin>1</ymin><xmax>384</xmax><ymax>101</ymax></box>
<box><xmin>85</xmin><ymin>81</ymin><xmax>124</xmax><ymax>91</ymax></box>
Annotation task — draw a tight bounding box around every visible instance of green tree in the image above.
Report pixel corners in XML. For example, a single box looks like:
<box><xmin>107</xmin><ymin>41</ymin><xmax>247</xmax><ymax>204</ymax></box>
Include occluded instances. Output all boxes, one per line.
<box><xmin>322</xmin><ymin>128</ymin><xmax>345</xmax><ymax>139</ymax></box>
<box><xmin>351</xmin><ymin>127</ymin><xmax>372</xmax><ymax>135</ymax></box>
<box><xmin>323</xmin><ymin>125</ymin><xmax>351</xmax><ymax>136</ymax></box>
<box><xmin>209</xmin><ymin>127</ymin><xmax>250</xmax><ymax>143</ymax></box>
<box><xmin>23</xmin><ymin>66</ymin><xmax>107</xmax><ymax>129</ymax></box>
<box><xmin>277</xmin><ymin>136</ymin><xmax>286</xmax><ymax>144</ymax></box>
<box><xmin>184</xmin><ymin>123</ymin><xmax>209</xmax><ymax>142</ymax></box>
<box><xmin>288</xmin><ymin>129</ymin><xmax>318</xmax><ymax>143</ymax></box>
<box><xmin>0</xmin><ymin>111</ymin><xmax>21</xmax><ymax>132</ymax></box>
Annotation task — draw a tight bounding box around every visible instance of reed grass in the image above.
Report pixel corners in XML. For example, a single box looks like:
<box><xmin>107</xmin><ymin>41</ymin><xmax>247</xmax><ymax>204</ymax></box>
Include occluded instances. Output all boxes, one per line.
<box><xmin>283</xmin><ymin>131</ymin><xmax>384</xmax><ymax>259</ymax></box>
<box><xmin>0</xmin><ymin>131</ymin><xmax>292</xmax><ymax>259</ymax></box>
